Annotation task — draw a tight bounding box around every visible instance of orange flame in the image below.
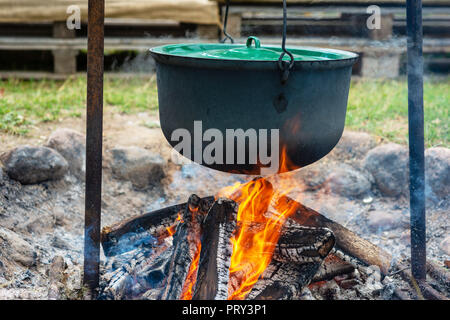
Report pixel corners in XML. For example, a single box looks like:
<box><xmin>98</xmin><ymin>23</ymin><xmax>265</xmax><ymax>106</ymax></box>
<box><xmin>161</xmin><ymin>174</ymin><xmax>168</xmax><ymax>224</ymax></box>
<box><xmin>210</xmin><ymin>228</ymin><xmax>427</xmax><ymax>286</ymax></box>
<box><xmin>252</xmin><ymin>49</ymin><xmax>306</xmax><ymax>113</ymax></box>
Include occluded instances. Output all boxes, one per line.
<box><xmin>180</xmin><ymin>242</ymin><xmax>201</xmax><ymax>300</ymax></box>
<box><xmin>166</xmin><ymin>212</ymin><xmax>183</xmax><ymax>236</ymax></box>
<box><xmin>217</xmin><ymin>177</ymin><xmax>295</xmax><ymax>300</ymax></box>
<box><xmin>166</xmin><ymin>225</ymin><xmax>176</xmax><ymax>236</ymax></box>
<box><xmin>278</xmin><ymin>145</ymin><xmax>297</xmax><ymax>173</ymax></box>
<box><xmin>175</xmin><ymin>147</ymin><xmax>303</xmax><ymax>300</ymax></box>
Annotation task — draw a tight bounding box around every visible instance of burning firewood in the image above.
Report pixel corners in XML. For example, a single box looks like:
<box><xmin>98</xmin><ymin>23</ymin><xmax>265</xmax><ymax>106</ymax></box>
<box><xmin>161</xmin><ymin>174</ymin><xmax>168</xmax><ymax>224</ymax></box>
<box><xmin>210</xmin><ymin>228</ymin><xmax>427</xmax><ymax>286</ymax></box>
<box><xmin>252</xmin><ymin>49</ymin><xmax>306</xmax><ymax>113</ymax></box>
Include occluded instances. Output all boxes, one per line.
<box><xmin>312</xmin><ymin>254</ymin><xmax>356</xmax><ymax>283</ymax></box>
<box><xmin>101</xmin><ymin>241</ymin><xmax>171</xmax><ymax>299</ymax></box>
<box><xmin>161</xmin><ymin>195</ymin><xmax>207</xmax><ymax>300</ymax></box>
<box><xmin>247</xmin><ymin>261</ymin><xmax>323</xmax><ymax>300</ymax></box>
<box><xmin>104</xmin><ymin>175</ymin><xmax>411</xmax><ymax>300</ymax></box>
<box><xmin>192</xmin><ymin>198</ymin><xmax>238</xmax><ymax>300</ymax></box>
<box><xmin>243</xmin><ymin>222</ymin><xmax>337</xmax><ymax>300</ymax></box>
<box><xmin>101</xmin><ymin>176</ymin><xmax>344</xmax><ymax>300</ymax></box>
<box><xmin>274</xmin><ymin>222</ymin><xmax>335</xmax><ymax>264</ymax></box>
<box><xmin>101</xmin><ymin>195</ymin><xmax>214</xmax><ymax>257</ymax></box>
<box><xmin>273</xmin><ymin>195</ymin><xmax>393</xmax><ymax>275</ymax></box>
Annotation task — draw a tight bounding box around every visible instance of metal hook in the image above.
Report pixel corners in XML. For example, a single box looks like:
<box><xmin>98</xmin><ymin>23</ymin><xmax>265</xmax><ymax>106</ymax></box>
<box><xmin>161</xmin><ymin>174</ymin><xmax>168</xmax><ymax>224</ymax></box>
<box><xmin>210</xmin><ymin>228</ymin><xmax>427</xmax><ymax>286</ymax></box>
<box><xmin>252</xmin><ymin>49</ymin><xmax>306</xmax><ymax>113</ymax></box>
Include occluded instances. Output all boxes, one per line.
<box><xmin>278</xmin><ymin>0</ymin><xmax>294</xmax><ymax>84</ymax></box>
<box><xmin>220</xmin><ymin>0</ymin><xmax>234</xmax><ymax>44</ymax></box>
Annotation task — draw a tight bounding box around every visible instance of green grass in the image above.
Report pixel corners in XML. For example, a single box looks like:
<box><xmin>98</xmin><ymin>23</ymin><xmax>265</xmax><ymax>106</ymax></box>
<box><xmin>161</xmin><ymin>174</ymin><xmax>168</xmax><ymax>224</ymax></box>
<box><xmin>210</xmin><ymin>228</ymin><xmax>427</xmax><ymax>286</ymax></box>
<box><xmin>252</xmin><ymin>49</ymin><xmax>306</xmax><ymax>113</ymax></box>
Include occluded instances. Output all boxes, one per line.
<box><xmin>0</xmin><ymin>76</ymin><xmax>448</xmax><ymax>147</ymax></box>
<box><xmin>347</xmin><ymin>78</ymin><xmax>449</xmax><ymax>148</ymax></box>
<box><xmin>0</xmin><ymin>76</ymin><xmax>158</xmax><ymax>135</ymax></box>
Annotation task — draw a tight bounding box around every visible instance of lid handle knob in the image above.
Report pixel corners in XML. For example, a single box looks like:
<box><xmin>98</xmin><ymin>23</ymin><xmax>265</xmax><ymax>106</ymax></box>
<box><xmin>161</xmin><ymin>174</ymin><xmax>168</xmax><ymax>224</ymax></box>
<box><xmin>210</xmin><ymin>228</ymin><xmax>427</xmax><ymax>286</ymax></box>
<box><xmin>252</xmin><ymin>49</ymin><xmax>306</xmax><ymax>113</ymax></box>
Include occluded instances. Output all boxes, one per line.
<box><xmin>246</xmin><ymin>36</ymin><xmax>261</xmax><ymax>49</ymax></box>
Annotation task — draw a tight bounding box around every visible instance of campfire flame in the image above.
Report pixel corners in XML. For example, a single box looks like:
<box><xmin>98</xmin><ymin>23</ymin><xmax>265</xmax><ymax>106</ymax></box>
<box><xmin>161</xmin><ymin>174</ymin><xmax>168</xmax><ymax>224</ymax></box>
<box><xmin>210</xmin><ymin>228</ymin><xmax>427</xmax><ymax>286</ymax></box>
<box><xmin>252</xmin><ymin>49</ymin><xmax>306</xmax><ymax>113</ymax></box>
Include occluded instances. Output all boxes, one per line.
<box><xmin>171</xmin><ymin>148</ymin><xmax>304</xmax><ymax>300</ymax></box>
<box><xmin>218</xmin><ymin>176</ymin><xmax>296</xmax><ymax>300</ymax></box>
<box><xmin>216</xmin><ymin>147</ymin><xmax>303</xmax><ymax>299</ymax></box>
<box><xmin>180</xmin><ymin>242</ymin><xmax>201</xmax><ymax>300</ymax></box>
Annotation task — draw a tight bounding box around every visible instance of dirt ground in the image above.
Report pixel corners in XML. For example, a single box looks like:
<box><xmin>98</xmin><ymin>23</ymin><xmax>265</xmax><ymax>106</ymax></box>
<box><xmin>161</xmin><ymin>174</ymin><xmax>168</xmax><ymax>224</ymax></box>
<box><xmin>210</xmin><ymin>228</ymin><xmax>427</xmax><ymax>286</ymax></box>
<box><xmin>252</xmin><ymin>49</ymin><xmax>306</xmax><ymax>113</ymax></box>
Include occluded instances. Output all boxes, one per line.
<box><xmin>0</xmin><ymin>111</ymin><xmax>448</xmax><ymax>299</ymax></box>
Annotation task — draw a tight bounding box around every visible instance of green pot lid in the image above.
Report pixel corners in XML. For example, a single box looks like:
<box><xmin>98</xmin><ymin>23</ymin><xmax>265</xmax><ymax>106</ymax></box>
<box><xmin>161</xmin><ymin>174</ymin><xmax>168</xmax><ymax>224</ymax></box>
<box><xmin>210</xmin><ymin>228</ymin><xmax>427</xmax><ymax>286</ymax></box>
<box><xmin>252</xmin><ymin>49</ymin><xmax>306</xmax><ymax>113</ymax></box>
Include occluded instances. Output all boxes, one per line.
<box><xmin>150</xmin><ymin>36</ymin><xmax>357</xmax><ymax>62</ymax></box>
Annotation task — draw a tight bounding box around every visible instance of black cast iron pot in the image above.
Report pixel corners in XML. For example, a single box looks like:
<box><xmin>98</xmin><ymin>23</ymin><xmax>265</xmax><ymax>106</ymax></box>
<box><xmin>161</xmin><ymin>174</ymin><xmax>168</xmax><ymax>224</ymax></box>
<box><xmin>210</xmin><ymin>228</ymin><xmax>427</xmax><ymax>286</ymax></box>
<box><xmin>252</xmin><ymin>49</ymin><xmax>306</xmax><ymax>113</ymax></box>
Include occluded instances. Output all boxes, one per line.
<box><xmin>150</xmin><ymin>37</ymin><xmax>358</xmax><ymax>175</ymax></box>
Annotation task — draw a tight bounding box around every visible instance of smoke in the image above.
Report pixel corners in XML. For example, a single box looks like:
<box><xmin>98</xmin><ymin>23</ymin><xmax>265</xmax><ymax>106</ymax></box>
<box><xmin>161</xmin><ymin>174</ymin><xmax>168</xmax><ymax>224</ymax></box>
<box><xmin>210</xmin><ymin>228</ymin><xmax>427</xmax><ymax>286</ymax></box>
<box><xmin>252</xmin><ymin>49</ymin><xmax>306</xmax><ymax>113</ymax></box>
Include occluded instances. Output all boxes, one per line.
<box><xmin>112</xmin><ymin>51</ymin><xmax>156</xmax><ymax>73</ymax></box>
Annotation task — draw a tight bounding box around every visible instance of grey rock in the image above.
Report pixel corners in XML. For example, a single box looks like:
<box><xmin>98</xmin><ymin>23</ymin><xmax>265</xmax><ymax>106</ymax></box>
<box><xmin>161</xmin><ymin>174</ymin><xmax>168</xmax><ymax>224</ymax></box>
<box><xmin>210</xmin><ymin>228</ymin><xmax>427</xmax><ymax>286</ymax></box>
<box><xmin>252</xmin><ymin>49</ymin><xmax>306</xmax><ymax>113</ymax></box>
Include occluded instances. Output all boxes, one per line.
<box><xmin>45</xmin><ymin>128</ymin><xmax>86</xmax><ymax>179</ymax></box>
<box><xmin>439</xmin><ymin>236</ymin><xmax>450</xmax><ymax>256</ymax></box>
<box><xmin>367</xmin><ymin>210</ymin><xmax>403</xmax><ymax>231</ymax></box>
<box><xmin>0</xmin><ymin>227</ymin><xmax>36</xmax><ymax>267</ymax></box>
<box><xmin>110</xmin><ymin>146</ymin><xmax>166</xmax><ymax>189</ymax></box>
<box><xmin>325</xmin><ymin>165</ymin><xmax>372</xmax><ymax>197</ymax></box>
<box><xmin>363</xmin><ymin>143</ymin><xmax>409</xmax><ymax>197</ymax></box>
<box><xmin>51</xmin><ymin>236</ymin><xmax>70</xmax><ymax>250</ymax></box>
<box><xmin>425</xmin><ymin>147</ymin><xmax>450</xmax><ymax>200</ymax></box>
<box><xmin>330</xmin><ymin>130</ymin><xmax>377</xmax><ymax>161</ymax></box>
<box><xmin>293</xmin><ymin>163</ymin><xmax>331</xmax><ymax>190</ymax></box>
<box><xmin>24</xmin><ymin>214</ymin><xmax>55</xmax><ymax>234</ymax></box>
<box><xmin>0</xmin><ymin>146</ymin><xmax>68</xmax><ymax>184</ymax></box>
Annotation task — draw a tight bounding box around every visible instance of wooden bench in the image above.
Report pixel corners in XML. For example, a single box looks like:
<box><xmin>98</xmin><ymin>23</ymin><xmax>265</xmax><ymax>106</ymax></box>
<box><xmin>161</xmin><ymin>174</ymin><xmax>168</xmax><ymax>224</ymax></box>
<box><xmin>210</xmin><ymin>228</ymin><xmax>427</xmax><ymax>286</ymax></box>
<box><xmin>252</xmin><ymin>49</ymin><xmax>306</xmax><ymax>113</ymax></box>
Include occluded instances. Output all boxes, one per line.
<box><xmin>0</xmin><ymin>19</ymin><xmax>220</xmax><ymax>76</ymax></box>
<box><xmin>0</xmin><ymin>0</ymin><xmax>220</xmax><ymax>75</ymax></box>
<box><xmin>211</xmin><ymin>0</ymin><xmax>450</xmax><ymax>77</ymax></box>
<box><xmin>0</xmin><ymin>1</ymin><xmax>449</xmax><ymax>78</ymax></box>
<box><xmin>1</xmin><ymin>34</ymin><xmax>448</xmax><ymax>79</ymax></box>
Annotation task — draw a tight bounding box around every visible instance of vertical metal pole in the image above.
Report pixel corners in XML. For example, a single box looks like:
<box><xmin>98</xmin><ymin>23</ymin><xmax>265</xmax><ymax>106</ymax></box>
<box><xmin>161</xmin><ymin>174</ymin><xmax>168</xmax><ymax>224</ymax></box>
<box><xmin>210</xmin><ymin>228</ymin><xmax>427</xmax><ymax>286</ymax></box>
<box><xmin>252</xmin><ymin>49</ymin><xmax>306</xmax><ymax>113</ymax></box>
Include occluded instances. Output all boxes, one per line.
<box><xmin>84</xmin><ymin>0</ymin><xmax>105</xmax><ymax>296</ymax></box>
<box><xmin>407</xmin><ymin>0</ymin><xmax>426</xmax><ymax>280</ymax></box>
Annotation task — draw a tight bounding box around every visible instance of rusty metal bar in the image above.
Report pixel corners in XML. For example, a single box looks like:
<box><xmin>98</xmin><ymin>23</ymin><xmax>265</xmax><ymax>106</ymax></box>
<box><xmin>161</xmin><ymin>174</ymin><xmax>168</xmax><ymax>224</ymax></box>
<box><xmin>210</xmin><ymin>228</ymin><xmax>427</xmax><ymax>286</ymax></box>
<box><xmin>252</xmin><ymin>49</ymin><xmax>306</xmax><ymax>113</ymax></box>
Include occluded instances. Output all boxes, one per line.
<box><xmin>84</xmin><ymin>0</ymin><xmax>105</xmax><ymax>297</ymax></box>
<box><xmin>406</xmin><ymin>0</ymin><xmax>426</xmax><ymax>281</ymax></box>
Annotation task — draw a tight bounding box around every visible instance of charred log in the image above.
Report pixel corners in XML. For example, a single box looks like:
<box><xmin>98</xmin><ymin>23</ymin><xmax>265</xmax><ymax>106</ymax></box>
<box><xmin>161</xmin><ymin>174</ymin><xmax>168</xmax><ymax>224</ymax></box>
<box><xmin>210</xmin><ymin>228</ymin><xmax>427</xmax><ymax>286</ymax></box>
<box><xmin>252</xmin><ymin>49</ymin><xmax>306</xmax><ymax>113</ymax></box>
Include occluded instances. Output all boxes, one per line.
<box><xmin>100</xmin><ymin>241</ymin><xmax>171</xmax><ymax>300</ymax></box>
<box><xmin>398</xmin><ymin>263</ymin><xmax>449</xmax><ymax>300</ymax></box>
<box><xmin>312</xmin><ymin>254</ymin><xmax>356</xmax><ymax>283</ymax></box>
<box><xmin>245</xmin><ymin>220</ymin><xmax>335</xmax><ymax>300</ymax></box>
<box><xmin>274</xmin><ymin>222</ymin><xmax>335</xmax><ymax>264</ymax></box>
<box><xmin>101</xmin><ymin>195</ymin><xmax>213</xmax><ymax>256</ymax></box>
<box><xmin>273</xmin><ymin>195</ymin><xmax>393</xmax><ymax>275</ymax></box>
<box><xmin>161</xmin><ymin>196</ymin><xmax>204</xmax><ymax>300</ymax></box>
<box><xmin>426</xmin><ymin>261</ymin><xmax>450</xmax><ymax>292</ymax></box>
<box><xmin>248</xmin><ymin>261</ymin><xmax>322</xmax><ymax>300</ymax></box>
<box><xmin>192</xmin><ymin>198</ymin><xmax>238</xmax><ymax>300</ymax></box>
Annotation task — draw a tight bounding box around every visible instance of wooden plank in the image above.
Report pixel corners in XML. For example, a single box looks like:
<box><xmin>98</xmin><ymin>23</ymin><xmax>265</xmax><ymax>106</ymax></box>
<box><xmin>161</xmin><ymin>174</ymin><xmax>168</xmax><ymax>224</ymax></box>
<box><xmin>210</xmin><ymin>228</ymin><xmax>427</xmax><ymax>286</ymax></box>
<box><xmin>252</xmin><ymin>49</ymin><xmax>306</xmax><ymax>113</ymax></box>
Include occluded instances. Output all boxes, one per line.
<box><xmin>0</xmin><ymin>36</ymin><xmax>448</xmax><ymax>52</ymax></box>
<box><xmin>0</xmin><ymin>36</ymin><xmax>216</xmax><ymax>51</ymax></box>
<box><xmin>0</xmin><ymin>71</ymin><xmax>158</xmax><ymax>80</ymax></box>
<box><xmin>0</xmin><ymin>0</ymin><xmax>221</xmax><ymax>25</ymax></box>
<box><xmin>103</xmin><ymin>18</ymin><xmax>181</xmax><ymax>27</ymax></box>
<box><xmin>52</xmin><ymin>21</ymin><xmax>75</xmax><ymax>39</ymax></box>
<box><xmin>52</xmin><ymin>49</ymin><xmax>77</xmax><ymax>74</ymax></box>
<box><xmin>227</xmin><ymin>13</ymin><xmax>243</xmax><ymax>38</ymax></box>
<box><xmin>197</xmin><ymin>24</ymin><xmax>219</xmax><ymax>39</ymax></box>
<box><xmin>224</xmin><ymin>4</ymin><xmax>450</xmax><ymax>19</ymax></box>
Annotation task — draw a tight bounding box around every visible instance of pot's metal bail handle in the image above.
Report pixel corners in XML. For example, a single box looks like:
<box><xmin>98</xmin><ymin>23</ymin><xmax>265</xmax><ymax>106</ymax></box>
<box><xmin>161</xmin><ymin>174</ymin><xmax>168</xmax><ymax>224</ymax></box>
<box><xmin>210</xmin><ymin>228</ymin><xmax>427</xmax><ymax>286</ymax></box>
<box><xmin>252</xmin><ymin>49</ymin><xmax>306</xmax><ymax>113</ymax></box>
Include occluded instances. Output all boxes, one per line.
<box><xmin>278</xmin><ymin>0</ymin><xmax>294</xmax><ymax>85</ymax></box>
<box><xmin>220</xmin><ymin>0</ymin><xmax>234</xmax><ymax>43</ymax></box>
